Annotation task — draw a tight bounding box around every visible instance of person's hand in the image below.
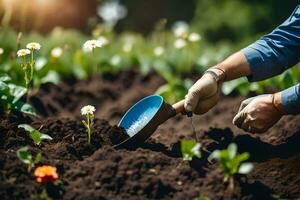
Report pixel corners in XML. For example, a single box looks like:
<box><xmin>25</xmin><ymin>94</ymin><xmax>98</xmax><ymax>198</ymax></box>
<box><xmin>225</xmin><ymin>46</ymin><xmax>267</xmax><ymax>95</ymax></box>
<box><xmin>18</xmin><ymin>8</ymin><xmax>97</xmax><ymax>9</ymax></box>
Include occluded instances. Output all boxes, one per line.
<box><xmin>184</xmin><ymin>68</ymin><xmax>225</xmax><ymax>114</ymax></box>
<box><xmin>232</xmin><ymin>93</ymin><xmax>285</xmax><ymax>133</ymax></box>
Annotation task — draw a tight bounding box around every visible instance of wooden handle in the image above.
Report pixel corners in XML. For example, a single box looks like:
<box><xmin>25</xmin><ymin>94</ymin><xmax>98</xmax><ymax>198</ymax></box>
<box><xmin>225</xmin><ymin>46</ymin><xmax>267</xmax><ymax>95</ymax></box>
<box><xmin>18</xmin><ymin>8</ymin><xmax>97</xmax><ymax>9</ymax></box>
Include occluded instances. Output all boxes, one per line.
<box><xmin>172</xmin><ymin>99</ymin><xmax>185</xmax><ymax>114</ymax></box>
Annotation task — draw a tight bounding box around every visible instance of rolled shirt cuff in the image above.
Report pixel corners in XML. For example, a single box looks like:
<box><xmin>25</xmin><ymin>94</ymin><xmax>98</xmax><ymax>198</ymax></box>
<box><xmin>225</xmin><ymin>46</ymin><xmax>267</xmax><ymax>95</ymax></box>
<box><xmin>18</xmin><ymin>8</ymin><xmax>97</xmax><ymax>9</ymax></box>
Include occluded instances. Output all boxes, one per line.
<box><xmin>281</xmin><ymin>84</ymin><xmax>300</xmax><ymax>115</ymax></box>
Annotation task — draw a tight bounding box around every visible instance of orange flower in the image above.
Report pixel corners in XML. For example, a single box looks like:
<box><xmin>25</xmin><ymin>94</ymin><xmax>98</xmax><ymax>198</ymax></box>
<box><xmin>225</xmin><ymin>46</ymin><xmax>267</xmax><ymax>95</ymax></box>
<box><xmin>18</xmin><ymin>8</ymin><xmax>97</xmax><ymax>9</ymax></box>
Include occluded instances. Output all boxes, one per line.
<box><xmin>34</xmin><ymin>165</ymin><xmax>58</xmax><ymax>183</ymax></box>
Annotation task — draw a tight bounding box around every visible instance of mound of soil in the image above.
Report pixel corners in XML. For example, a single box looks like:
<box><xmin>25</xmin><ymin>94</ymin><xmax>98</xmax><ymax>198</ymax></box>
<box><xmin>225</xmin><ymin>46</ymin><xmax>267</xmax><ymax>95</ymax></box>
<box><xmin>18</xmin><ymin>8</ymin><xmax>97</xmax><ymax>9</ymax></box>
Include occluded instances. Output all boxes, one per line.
<box><xmin>1</xmin><ymin>71</ymin><xmax>300</xmax><ymax>200</ymax></box>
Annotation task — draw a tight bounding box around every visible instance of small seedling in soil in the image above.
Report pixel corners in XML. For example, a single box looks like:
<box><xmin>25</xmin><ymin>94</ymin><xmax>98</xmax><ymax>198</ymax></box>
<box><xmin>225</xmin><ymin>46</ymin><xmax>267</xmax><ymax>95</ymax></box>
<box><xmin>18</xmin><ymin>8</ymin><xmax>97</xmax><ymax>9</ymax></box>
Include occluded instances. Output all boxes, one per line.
<box><xmin>0</xmin><ymin>74</ymin><xmax>36</xmax><ymax>116</ymax></box>
<box><xmin>81</xmin><ymin>105</ymin><xmax>96</xmax><ymax>144</ymax></box>
<box><xmin>181</xmin><ymin>139</ymin><xmax>201</xmax><ymax>161</ymax></box>
<box><xmin>17</xmin><ymin>147</ymin><xmax>42</xmax><ymax>172</ymax></box>
<box><xmin>34</xmin><ymin>165</ymin><xmax>61</xmax><ymax>200</ymax></box>
<box><xmin>208</xmin><ymin>143</ymin><xmax>253</xmax><ymax>193</ymax></box>
<box><xmin>18</xmin><ymin>124</ymin><xmax>52</xmax><ymax>146</ymax></box>
<box><xmin>17</xmin><ymin>42</ymin><xmax>41</xmax><ymax>100</ymax></box>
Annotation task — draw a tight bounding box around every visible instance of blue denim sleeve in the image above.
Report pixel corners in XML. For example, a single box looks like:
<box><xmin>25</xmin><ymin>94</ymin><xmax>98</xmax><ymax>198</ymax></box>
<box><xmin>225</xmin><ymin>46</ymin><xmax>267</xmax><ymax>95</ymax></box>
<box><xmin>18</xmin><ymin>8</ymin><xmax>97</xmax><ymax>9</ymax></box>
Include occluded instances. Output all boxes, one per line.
<box><xmin>242</xmin><ymin>5</ymin><xmax>300</xmax><ymax>82</ymax></box>
<box><xmin>281</xmin><ymin>84</ymin><xmax>300</xmax><ymax>115</ymax></box>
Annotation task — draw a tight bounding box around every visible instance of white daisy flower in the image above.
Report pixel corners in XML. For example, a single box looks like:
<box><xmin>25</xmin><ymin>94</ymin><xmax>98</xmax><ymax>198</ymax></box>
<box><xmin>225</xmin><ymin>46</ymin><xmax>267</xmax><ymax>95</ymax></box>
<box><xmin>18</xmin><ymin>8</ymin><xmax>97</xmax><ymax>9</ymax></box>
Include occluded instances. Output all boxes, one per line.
<box><xmin>0</xmin><ymin>48</ymin><xmax>4</xmax><ymax>55</ymax></box>
<box><xmin>153</xmin><ymin>46</ymin><xmax>164</xmax><ymax>56</ymax></box>
<box><xmin>81</xmin><ymin>105</ymin><xmax>96</xmax><ymax>115</ymax></box>
<box><xmin>97</xmin><ymin>36</ymin><xmax>109</xmax><ymax>46</ymax></box>
<box><xmin>83</xmin><ymin>40</ymin><xmax>103</xmax><ymax>52</ymax></box>
<box><xmin>188</xmin><ymin>33</ymin><xmax>201</xmax><ymax>42</ymax></box>
<box><xmin>51</xmin><ymin>47</ymin><xmax>63</xmax><ymax>58</ymax></box>
<box><xmin>17</xmin><ymin>49</ymin><xmax>31</xmax><ymax>57</ymax></box>
<box><xmin>26</xmin><ymin>42</ymin><xmax>41</xmax><ymax>50</ymax></box>
<box><xmin>172</xmin><ymin>21</ymin><xmax>189</xmax><ymax>37</ymax></box>
<box><xmin>174</xmin><ymin>39</ymin><xmax>187</xmax><ymax>49</ymax></box>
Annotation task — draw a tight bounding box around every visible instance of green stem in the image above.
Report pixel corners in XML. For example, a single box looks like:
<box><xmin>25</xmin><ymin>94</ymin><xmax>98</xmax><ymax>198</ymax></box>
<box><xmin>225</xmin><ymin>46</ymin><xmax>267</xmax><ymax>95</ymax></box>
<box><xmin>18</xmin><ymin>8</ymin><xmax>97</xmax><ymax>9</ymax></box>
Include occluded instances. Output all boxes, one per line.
<box><xmin>87</xmin><ymin>115</ymin><xmax>91</xmax><ymax>144</ymax></box>
<box><xmin>27</xmin><ymin>161</ymin><xmax>32</xmax><ymax>172</ymax></box>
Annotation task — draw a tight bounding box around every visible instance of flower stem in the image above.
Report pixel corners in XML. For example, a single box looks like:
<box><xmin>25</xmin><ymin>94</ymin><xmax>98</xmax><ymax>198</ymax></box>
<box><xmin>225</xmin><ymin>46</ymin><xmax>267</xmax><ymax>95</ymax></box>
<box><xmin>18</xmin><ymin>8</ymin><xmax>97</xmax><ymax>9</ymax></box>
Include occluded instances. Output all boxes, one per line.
<box><xmin>87</xmin><ymin>115</ymin><xmax>91</xmax><ymax>144</ymax></box>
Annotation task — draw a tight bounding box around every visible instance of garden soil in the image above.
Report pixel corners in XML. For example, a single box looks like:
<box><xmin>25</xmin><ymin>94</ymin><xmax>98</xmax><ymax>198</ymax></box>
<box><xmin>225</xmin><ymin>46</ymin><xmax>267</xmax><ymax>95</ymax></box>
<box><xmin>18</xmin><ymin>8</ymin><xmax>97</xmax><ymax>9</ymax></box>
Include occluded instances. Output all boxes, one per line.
<box><xmin>0</xmin><ymin>71</ymin><xmax>299</xmax><ymax>200</ymax></box>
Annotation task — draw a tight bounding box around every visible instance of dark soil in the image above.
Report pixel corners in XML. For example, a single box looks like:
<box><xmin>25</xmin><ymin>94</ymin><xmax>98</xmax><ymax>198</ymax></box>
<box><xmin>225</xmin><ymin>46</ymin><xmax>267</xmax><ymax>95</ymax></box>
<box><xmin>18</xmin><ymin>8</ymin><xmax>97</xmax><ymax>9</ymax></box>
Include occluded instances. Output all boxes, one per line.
<box><xmin>0</xmin><ymin>70</ymin><xmax>299</xmax><ymax>200</ymax></box>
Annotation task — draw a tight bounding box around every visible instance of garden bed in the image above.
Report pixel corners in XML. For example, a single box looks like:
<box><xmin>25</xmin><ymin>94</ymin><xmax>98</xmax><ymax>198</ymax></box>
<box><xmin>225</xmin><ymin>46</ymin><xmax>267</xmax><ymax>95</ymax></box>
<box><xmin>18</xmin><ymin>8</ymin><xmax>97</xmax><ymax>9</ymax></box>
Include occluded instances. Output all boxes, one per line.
<box><xmin>1</xmin><ymin>71</ymin><xmax>300</xmax><ymax>200</ymax></box>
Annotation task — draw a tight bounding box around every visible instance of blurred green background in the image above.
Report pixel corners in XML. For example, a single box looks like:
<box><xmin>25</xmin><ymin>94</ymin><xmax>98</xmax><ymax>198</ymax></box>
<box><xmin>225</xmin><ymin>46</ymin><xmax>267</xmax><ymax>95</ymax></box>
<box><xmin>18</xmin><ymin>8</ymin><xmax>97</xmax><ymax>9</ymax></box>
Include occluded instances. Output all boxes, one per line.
<box><xmin>0</xmin><ymin>0</ymin><xmax>299</xmax><ymax>103</ymax></box>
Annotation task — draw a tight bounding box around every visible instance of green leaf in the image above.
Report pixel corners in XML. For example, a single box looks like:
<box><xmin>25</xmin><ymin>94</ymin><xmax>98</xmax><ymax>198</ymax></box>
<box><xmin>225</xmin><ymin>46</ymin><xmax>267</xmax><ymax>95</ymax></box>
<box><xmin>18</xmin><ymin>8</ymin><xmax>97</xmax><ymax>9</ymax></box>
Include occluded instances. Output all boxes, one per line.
<box><xmin>0</xmin><ymin>81</ymin><xmax>9</xmax><ymax>91</ymax></box>
<box><xmin>8</xmin><ymin>84</ymin><xmax>27</xmax><ymax>103</ymax></box>
<box><xmin>181</xmin><ymin>139</ymin><xmax>201</xmax><ymax>161</ymax></box>
<box><xmin>18</xmin><ymin>124</ymin><xmax>35</xmax><ymax>132</ymax></box>
<box><xmin>227</xmin><ymin>143</ymin><xmax>237</xmax><ymax>159</ymax></box>
<box><xmin>13</xmin><ymin>101</ymin><xmax>37</xmax><ymax>116</ymax></box>
<box><xmin>193</xmin><ymin>195</ymin><xmax>211</xmax><ymax>200</ymax></box>
<box><xmin>0</xmin><ymin>75</ymin><xmax>12</xmax><ymax>82</ymax></box>
<box><xmin>238</xmin><ymin>162</ymin><xmax>253</xmax><ymax>174</ymax></box>
<box><xmin>16</xmin><ymin>147</ymin><xmax>32</xmax><ymax>164</ymax></box>
<box><xmin>41</xmin><ymin>70</ymin><xmax>60</xmax><ymax>84</ymax></box>
<box><xmin>34</xmin><ymin>152</ymin><xmax>42</xmax><ymax>164</ymax></box>
<box><xmin>30</xmin><ymin>130</ymin><xmax>42</xmax><ymax>145</ymax></box>
<box><xmin>40</xmin><ymin>133</ymin><xmax>53</xmax><ymax>141</ymax></box>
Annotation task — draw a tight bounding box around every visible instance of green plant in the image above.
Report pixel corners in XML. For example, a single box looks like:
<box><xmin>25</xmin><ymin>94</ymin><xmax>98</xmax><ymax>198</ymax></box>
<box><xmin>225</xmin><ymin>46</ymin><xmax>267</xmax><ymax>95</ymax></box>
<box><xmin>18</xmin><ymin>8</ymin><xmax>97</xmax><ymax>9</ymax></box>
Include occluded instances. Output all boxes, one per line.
<box><xmin>17</xmin><ymin>146</ymin><xmax>42</xmax><ymax>172</ymax></box>
<box><xmin>17</xmin><ymin>42</ymin><xmax>41</xmax><ymax>97</ymax></box>
<box><xmin>0</xmin><ymin>74</ymin><xmax>36</xmax><ymax>116</ymax></box>
<box><xmin>18</xmin><ymin>124</ymin><xmax>52</xmax><ymax>146</ymax></box>
<box><xmin>193</xmin><ymin>195</ymin><xmax>211</xmax><ymax>200</ymax></box>
<box><xmin>209</xmin><ymin>143</ymin><xmax>253</xmax><ymax>182</ymax></box>
<box><xmin>180</xmin><ymin>139</ymin><xmax>201</xmax><ymax>161</ymax></box>
<box><xmin>81</xmin><ymin>105</ymin><xmax>96</xmax><ymax>144</ymax></box>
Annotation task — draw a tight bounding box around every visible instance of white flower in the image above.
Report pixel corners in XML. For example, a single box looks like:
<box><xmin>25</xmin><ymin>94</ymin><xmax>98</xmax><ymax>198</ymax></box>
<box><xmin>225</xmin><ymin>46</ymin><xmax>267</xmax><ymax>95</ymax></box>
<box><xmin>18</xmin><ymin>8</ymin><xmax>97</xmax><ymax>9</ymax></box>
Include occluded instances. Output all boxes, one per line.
<box><xmin>97</xmin><ymin>36</ymin><xmax>109</xmax><ymax>46</ymax></box>
<box><xmin>51</xmin><ymin>47</ymin><xmax>63</xmax><ymax>58</ymax></box>
<box><xmin>17</xmin><ymin>49</ymin><xmax>31</xmax><ymax>57</ymax></box>
<box><xmin>174</xmin><ymin>39</ymin><xmax>187</xmax><ymax>49</ymax></box>
<box><xmin>123</xmin><ymin>42</ymin><xmax>133</xmax><ymax>52</ymax></box>
<box><xmin>26</xmin><ymin>42</ymin><xmax>41</xmax><ymax>50</ymax></box>
<box><xmin>83</xmin><ymin>40</ymin><xmax>103</xmax><ymax>52</ymax></box>
<box><xmin>153</xmin><ymin>46</ymin><xmax>164</xmax><ymax>56</ymax></box>
<box><xmin>172</xmin><ymin>21</ymin><xmax>189</xmax><ymax>37</ymax></box>
<box><xmin>81</xmin><ymin>105</ymin><xmax>96</xmax><ymax>115</ymax></box>
<box><xmin>0</xmin><ymin>48</ymin><xmax>4</xmax><ymax>55</ymax></box>
<box><xmin>97</xmin><ymin>0</ymin><xmax>127</xmax><ymax>26</ymax></box>
<box><xmin>110</xmin><ymin>54</ymin><xmax>122</xmax><ymax>66</ymax></box>
<box><xmin>188</xmin><ymin>33</ymin><xmax>201</xmax><ymax>42</ymax></box>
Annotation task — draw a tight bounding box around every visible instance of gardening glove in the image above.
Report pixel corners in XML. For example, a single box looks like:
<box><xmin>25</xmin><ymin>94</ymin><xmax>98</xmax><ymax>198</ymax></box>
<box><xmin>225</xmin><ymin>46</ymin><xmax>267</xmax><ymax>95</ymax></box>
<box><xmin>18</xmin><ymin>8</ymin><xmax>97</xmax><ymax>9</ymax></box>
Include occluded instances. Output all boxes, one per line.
<box><xmin>232</xmin><ymin>93</ymin><xmax>285</xmax><ymax>133</ymax></box>
<box><xmin>184</xmin><ymin>68</ymin><xmax>225</xmax><ymax>115</ymax></box>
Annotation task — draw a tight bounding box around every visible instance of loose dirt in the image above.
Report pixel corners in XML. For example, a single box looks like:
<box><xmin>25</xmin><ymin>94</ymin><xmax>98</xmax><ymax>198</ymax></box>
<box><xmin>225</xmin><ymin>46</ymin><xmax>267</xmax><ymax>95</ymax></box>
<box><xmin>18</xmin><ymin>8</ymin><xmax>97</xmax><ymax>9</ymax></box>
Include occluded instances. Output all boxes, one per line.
<box><xmin>1</xmin><ymin>71</ymin><xmax>299</xmax><ymax>200</ymax></box>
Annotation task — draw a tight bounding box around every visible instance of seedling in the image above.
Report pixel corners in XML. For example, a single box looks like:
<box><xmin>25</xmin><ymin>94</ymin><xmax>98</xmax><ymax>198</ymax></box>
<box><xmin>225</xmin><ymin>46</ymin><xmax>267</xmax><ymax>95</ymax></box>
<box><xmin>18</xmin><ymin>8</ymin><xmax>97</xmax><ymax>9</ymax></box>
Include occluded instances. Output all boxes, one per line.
<box><xmin>181</xmin><ymin>139</ymin><xmax>201</xmax><ymax>161</ymax></box>
<box><xmin>18</xmin><ymin>124</ymin><xmax>52</xmax><ymax>146</ymax></box>
<box><xmin>81</xmin><ymin>105</ymin><xmax>96</xmax><ymax>144</ymax></box>
<box><xmin>208</xmin><ymin>143</ymin><xmax>253</xmax><ymax>192</ymax></box>
<box><xmin>193</xmin><ymin>195</ymin><xmax>211</xmax><ymax>200</ymax></box>
<box><xmin>0</xmin><ymin>74</ymin><xmax>36</xmax><ymax>116</ymax></box>
<box><xmin>17</xmin><ymin>147</ymin><xmax>41</xmax><ymax>172</ymax></box>
<box><xmin>17</xmin><ymin>42</ymin><xmax>41</xmax><ymax>98</ymax></box>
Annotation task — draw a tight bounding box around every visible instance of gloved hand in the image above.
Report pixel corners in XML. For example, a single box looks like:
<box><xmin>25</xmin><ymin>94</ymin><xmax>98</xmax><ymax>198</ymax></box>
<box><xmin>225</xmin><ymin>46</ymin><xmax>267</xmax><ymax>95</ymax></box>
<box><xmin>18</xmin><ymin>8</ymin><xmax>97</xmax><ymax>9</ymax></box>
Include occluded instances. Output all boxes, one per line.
<box><xmin>184</xmin><ymin>68</ymin><xmax>225</xmax><ymax>114</ymax></box>
<box><xmin>232</xmin><ymin>94</ymin><xmax>285</xmax><ymax>133</ymax></box>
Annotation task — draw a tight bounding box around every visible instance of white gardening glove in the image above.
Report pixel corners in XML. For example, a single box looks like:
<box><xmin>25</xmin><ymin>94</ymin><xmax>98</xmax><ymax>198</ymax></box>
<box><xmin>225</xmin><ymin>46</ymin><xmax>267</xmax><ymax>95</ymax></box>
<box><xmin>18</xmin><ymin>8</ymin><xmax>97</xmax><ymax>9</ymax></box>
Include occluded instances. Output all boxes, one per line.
<box><xmin>232</xmin><ymin>94</ymin><xmax>285</xmax><ymax>133</ymax></box>
<box><xmin>184</xmin><ymin>69</ymin><xmax>224</xmax><ymax>115</ymax></box>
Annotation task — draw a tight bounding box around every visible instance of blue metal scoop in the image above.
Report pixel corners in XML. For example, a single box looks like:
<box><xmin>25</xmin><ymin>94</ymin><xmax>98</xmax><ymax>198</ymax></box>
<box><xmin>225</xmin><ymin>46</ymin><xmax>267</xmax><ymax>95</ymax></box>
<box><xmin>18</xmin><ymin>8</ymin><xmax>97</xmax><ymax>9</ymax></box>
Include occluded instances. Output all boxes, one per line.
<box><xmin>115</xmin><ymin>95</ymin><xmax>185</xmax><ymax>149</ymax></box>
